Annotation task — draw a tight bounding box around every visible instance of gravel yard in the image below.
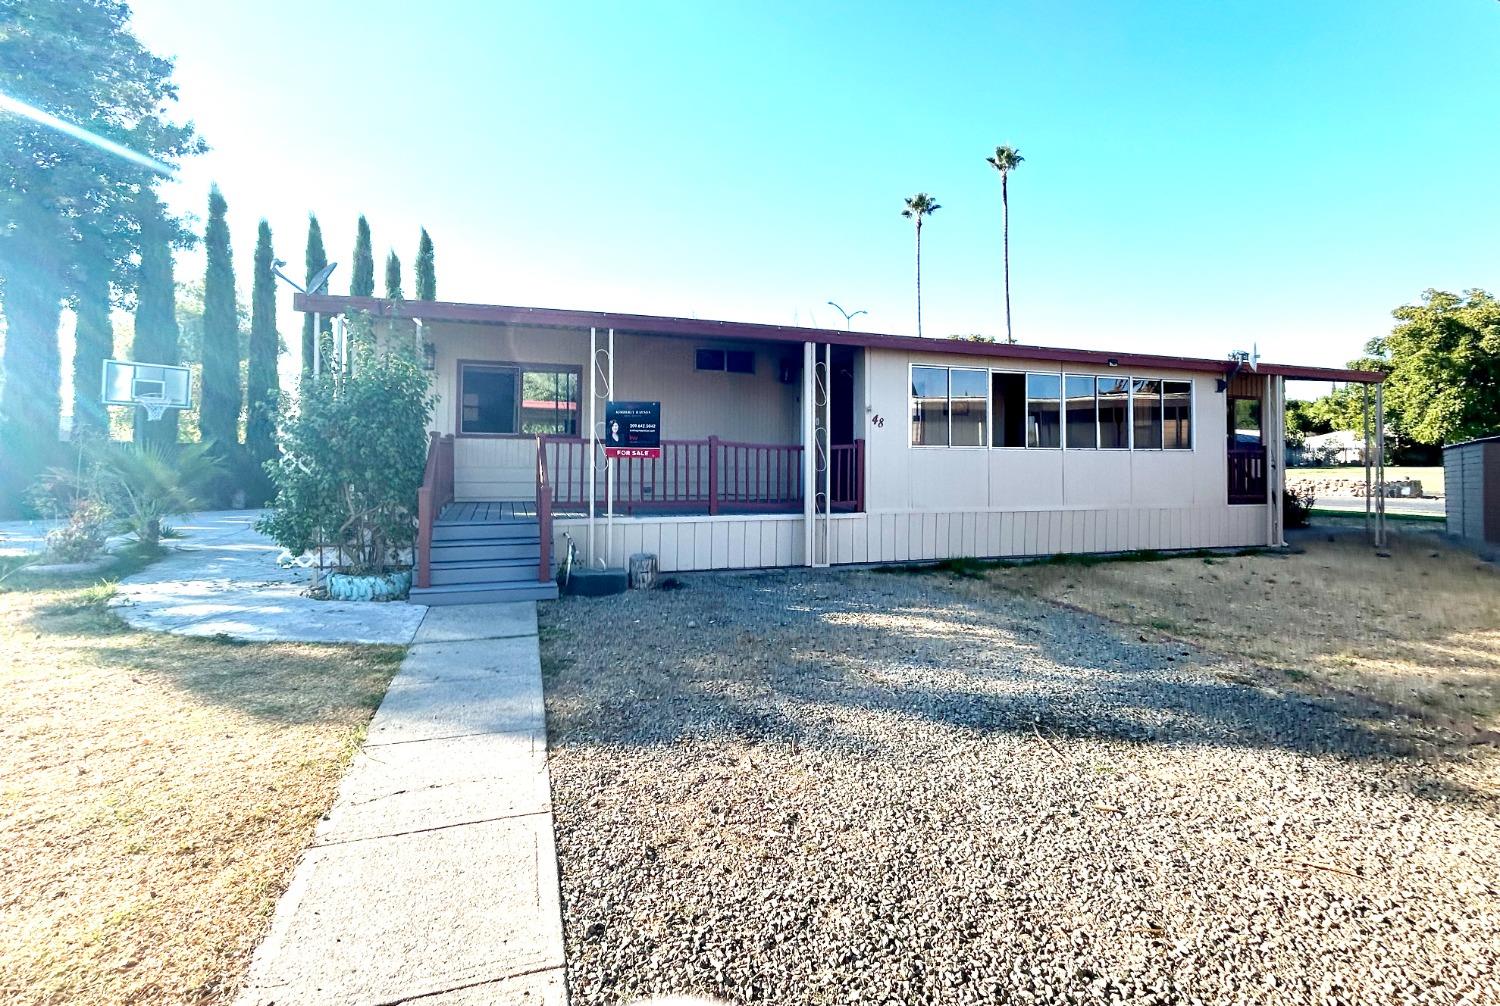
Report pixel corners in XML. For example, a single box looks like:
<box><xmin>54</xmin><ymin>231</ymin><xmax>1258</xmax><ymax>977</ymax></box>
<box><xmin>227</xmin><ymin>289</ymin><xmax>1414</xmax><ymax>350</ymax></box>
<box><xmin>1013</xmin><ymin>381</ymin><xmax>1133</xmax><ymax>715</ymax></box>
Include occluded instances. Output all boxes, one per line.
<box><xmin>541</xmin><ymin>569</ymin><xmax>1499</xmax><ymax>1006</ymax></box>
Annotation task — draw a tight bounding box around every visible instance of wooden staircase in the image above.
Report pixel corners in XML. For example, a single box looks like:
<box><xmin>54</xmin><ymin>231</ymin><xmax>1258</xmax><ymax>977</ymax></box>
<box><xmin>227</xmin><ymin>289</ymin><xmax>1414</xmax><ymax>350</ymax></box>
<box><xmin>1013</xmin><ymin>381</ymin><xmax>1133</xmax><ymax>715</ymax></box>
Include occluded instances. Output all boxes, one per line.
<box><xmin>410</xmin><ymin>502</ymin><xmax>558</xmax><ymax>606</ymax></box>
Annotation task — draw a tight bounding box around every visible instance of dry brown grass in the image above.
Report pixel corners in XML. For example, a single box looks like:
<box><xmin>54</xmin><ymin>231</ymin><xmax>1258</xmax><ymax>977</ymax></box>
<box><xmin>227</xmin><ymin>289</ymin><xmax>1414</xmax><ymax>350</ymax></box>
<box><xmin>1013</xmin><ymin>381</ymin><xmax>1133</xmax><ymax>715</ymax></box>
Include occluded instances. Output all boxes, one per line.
<box><xmin>975</xmin><ymin>527</ymin><xmax>1500</xmax><ymax>743</ymax></box>
<box><xmin>0</xmin><ymin>563</ymin><xmax>402</xmax><ymax>1005</ymax></box>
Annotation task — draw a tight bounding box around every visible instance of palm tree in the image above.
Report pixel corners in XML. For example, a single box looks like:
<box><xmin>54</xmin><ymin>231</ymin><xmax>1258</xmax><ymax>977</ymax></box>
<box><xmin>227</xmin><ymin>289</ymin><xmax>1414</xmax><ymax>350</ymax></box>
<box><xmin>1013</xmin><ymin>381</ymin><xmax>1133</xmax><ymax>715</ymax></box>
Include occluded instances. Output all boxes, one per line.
<box><xmin>985</xmin><ymin>144</ymin><xmax>1024</xmax><ymax>343</ymax></box>
<box><xmin>901</xmin><ymin>193</ymin><xmax>941</xmax><ymax>337</ymax></box>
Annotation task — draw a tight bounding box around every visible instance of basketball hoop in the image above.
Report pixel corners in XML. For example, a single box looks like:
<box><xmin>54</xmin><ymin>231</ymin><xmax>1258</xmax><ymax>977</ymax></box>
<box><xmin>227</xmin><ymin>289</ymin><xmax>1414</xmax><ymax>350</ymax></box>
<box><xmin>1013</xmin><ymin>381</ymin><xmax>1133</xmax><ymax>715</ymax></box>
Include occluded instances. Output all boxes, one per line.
<box><xmin>135</xmin><ymin>392</ymin><xmax>171</xmax><ymax>422</ymax></box>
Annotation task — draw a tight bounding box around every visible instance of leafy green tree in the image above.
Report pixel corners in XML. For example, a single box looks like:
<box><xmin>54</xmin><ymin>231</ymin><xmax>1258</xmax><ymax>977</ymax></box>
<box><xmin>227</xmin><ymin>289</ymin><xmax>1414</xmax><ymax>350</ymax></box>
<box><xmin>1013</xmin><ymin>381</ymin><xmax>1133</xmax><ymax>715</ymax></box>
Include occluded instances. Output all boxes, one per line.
<box><xmin>351</xmin><ymin>215</ymin><xmax>374</xmax><ymax>297</ymax></box>
<box><xmin>0</xmin><ymin>0</ymin><xmax>201</xmax><ymax>512</ymax></box>
<box><xmin>245</xmin><ymin>221</ymin><xmax>280</xmax><ymax>479</ymax></box>
<box><xmin>901</xmin><ymin>193</ymin><xmax>941</xmax><ymax>338</ymax></box>
<box><xmin>385</xmin><ymin>250</ymin><xmax>403</xmax><ymax>300</ymax></box>
<box><xmin>1372</xmin><ymin>289</ymin><xmax>1500</xmax><ymax>445</ymax></box>
<box><xmin>985</xmin><ymin>145</ymin><xmax>1024</xmax><ymax>343</ymax></box>
<box><xmin>70</xmin><ymin>237</ymin><xmax>114</xmax><ymax>438</ymax></box>
<box><xmin>199</xmin><ymin>184</ymin><xmax>240</xmax><ymax>449</ymax></box>
<box><xmin>131</xmin><ymin>194</ymin><xmax>182</xmax><ymax>449</ymax></box>
<box><xmin>259</xmin><ymin>314</ymin><xmax>433</xmax><ymax>574</ymax></box>
<box><xmin>302</xmin><ymin>214</ymin><xmax>328</xmax><ymax>375</ymax></box>
<box><xmin>415</xmin><ymin>228</ymin><xmax>436</xmax><ymax>301</ymax></box>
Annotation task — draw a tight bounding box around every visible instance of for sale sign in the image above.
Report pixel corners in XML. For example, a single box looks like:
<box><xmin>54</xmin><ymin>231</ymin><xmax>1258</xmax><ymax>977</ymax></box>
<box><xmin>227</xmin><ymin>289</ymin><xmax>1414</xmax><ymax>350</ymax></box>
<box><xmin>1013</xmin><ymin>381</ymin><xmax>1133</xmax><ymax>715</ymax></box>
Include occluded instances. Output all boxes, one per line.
<box><xmin>604</xmin><ymin>400</ymin><xmax>662</xmax><ymax>459</ymax></box>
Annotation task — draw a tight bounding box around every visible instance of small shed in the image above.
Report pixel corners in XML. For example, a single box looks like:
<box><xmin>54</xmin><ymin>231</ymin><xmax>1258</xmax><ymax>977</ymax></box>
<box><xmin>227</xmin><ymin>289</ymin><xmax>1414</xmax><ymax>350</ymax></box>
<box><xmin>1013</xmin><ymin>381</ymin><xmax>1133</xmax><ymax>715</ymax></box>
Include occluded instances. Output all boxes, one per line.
<box><xmin>1444</xmin><ymin>435</ymin><xmax>1500</xmax><ymax>544</ymax></box>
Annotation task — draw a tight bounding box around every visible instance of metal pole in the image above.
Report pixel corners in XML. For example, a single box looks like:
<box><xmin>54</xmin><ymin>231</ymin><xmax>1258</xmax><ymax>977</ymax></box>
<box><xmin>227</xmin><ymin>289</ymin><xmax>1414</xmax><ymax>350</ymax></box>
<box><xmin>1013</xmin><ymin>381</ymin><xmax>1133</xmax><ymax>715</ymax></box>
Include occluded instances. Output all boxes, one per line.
<box><xmin>313</xmin><ymin>311</ymin><xmax>321</xmax><ymax>377</ymax></box>
<box><xmin>802</xmin><ymin>341</ymin><xmax>815</xmax><ymax>567</ymax></box>
<box><xmin>1376</xmin><ymin>381</ymin><xmax>1387</xmax><ymax>548</ymax></box>
<box><xmin>587</xmin><ymin>327</ymin><xmax>596</xmax><ymax>567</ymax></box>
<box><xmin>605</xmin><ymin>327</ymin><xmax>615</xmax><ymax>569</ymax></box>
<box><xmin>1362</xmin><ymin>383</ymin><xmax>1371</xmax><ymax>538</ymax></box>
<box><xmin>819</xmin><ymin>341</ymin><xmax>831</xmax><ymax>566</ymax></box>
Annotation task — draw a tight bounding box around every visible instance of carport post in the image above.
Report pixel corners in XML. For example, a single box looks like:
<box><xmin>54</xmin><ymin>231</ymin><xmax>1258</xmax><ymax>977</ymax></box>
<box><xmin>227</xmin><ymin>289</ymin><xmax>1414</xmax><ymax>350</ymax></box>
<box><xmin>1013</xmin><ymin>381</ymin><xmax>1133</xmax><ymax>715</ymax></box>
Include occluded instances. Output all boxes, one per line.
<box><xmin>1376</xmin><ymin>381</ymin><xmax>1387</xmax><ymax>548</ymax></box>
<box><xmin>1363</xmin><ymin>383</ymin><xmax>1372</xmax><ymax>538</ymax></box>
<box><xmin>802</xmin><ymin>341</ymin><xmax>815</xmax><ymax>567</ymax></box>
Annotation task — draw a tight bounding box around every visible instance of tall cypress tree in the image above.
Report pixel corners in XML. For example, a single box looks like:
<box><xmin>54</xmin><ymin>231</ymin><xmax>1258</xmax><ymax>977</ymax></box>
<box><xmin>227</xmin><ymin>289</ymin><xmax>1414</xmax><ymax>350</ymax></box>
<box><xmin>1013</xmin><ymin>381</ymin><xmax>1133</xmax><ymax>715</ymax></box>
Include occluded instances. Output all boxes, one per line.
<box><xmin>415</xmin><ymin>228</ymin><xmax>436</xmax><ymax>301</ymax></box>
<box><xmin>70</xmin><ymin>237</ymin><xmax>114</xmax><ymax>439</ymax></box>
<box><xmin>384</xmin><ymin>251</ymin><xmax>403</xmax><ymax>300</ymax></box>
<box><xmin>301</xmin><ymin>214</ymin><xmax>328</xmax><ymax>375</ymax></box>
<box><xmin>351</xmin><ymin>215</ymin><xmax>374</xmax><ymax>297</ymax></box>
<box><xmin>132</xmin><ymin>195</ymin><xmax>181</xmax><ymax>448</ymax></box>
<box><xmin>245</xmin><ymin>221</ymin><xmax>279</xmax><ymax>479</ymax></box>
<box><xmin>199</xmin><ymin>184</ymin><xmax>240</xmax><ymax>449</ymax></box>
<box><xmin>0</xmin><ymin>199</ymin><xmax>65</xmax><ymax>502</ymax></box>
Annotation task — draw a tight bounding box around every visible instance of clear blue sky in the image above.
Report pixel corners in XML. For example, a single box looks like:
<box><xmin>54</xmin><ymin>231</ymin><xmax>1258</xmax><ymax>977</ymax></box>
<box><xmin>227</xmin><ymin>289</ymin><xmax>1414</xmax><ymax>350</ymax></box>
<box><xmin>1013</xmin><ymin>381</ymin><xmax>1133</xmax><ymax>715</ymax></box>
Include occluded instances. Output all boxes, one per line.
<box><xmin>128</xmin><ymin>0</ymin><xmax>1499</xmax><ymax>376</ymax></box>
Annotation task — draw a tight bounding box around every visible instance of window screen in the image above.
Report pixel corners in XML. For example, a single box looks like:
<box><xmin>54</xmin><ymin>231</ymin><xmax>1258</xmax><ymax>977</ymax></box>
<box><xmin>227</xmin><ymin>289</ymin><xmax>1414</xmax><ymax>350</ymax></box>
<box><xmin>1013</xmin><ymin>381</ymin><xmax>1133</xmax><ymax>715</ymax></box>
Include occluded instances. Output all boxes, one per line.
<box><xmin>1098</xmin><ymin>378</ymin><xmax>1130</xmax><ymax>449</ymax></box>
<box><xmin>1133</xmin><ymin>379</ymin><xmax>1162</xmax><ymax>449</ymax></box>
<box><xmin>911</xmin><ymin>366</ymin><xmax>950</xmax><ymax>446</ymax></box>
<box><xmin>1163</xmin><ymin>381</ymin><xmax>1192</xmax><ymax>449</ymax></box>
<box><xmin>1064</xmin><ymin>375</ymin><xmax>1097</xmax><ymax>449</ymax></box>
<box><xmin>991</xmin><ymin>372</ymin><xmax>1026</xmax><ymax>447</ymax></box>
<box><xmin>460</xmin><ymin>365</ymin><xmax>519</xmax><ymax>434</ymax></box>
<box><xmin>1026</xmin><ymin>373</ymin><xmax>1061</xmax><ymax>448</ymax></box>
<box><xmin>695</xmin><ymin>348</ymin><xmax>726</xmax><ymax>371</ymax></box>
<box><xmin>1230</xmin><ymin>397</ymin><xmax>1261</xmax><ymax>446</ymax></box>
<box><xmin>725</xmin><ymin>350</ymin><xmax>754</xmax><ymax>374</ymax></box>
<box><xmin>950</xmin><ymin>368</ymin><xmax>988</xmax><ymax>447</ymax></box>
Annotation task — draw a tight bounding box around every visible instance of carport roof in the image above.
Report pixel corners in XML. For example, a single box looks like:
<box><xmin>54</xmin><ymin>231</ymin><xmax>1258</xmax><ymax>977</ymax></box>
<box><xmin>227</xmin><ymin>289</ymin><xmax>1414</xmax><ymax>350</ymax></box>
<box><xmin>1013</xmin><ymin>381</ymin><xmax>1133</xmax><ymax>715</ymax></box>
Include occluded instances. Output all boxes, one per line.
<box><xmin>294</xmin><ymin>293</ymin><xmax>1386</xmax><ymax>384</ymax></box>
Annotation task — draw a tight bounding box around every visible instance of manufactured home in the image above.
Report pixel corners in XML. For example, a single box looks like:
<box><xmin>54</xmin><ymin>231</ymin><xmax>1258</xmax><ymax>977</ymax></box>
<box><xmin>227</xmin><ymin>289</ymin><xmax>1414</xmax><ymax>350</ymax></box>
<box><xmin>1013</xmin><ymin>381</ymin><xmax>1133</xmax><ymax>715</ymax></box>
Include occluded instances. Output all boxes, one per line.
<box><xmin>294</xmin><ymin>294</ymin><xmax>1384</xmax><ymax>604</ymax></box>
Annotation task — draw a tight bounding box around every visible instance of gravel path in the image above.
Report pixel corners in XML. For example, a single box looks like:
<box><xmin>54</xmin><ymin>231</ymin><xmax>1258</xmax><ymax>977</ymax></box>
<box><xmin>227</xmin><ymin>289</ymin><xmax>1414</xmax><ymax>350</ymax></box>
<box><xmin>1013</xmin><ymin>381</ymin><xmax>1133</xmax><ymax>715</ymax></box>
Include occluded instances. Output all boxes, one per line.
<box><xmin>541</xmin><ymin>569</ymin><xmax>1499</xmax><ymax>1006</ymax></box>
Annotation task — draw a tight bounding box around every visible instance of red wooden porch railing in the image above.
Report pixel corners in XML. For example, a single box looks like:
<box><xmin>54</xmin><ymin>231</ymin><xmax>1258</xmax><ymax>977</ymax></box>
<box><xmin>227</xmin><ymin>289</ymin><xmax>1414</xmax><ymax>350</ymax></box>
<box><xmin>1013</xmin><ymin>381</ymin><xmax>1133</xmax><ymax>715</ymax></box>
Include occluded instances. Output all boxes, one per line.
<box><xmin>1227</xmin><ymin>446</ymin><xmax>1267</xmax><ymax>505</ymax></box>
<box><xmin>535</xmin><ymin>436</ymin><xmax>552</xmax><ymax>582</ymax></box>
<box><xmin>415</xmin><ymin>432</ymin><xmax>455</xmax><ymax>588</ymax></box>
<box><xmin>538</xmin><ymin>436</ymin><xmax>865</xmax><ymax>514</ymax></box>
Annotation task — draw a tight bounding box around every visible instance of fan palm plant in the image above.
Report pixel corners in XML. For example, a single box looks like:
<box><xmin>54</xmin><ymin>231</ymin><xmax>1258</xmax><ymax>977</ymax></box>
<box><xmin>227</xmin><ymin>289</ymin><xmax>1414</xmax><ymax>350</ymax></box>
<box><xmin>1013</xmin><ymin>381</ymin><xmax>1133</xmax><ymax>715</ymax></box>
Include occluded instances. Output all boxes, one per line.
<box><xmin>89</xmin><ymin>440</ymin><xmax>221</xmax><ymax>548</ymax></box>
<box><xmin>985</xmin><ymin>145</ymin><xmax>1024</xmax><ymax>343</ymax></box>
<box><xmin>901</xmin><ymin>193</ymin><xmax>941</xmax><ymax>338</ymax></box>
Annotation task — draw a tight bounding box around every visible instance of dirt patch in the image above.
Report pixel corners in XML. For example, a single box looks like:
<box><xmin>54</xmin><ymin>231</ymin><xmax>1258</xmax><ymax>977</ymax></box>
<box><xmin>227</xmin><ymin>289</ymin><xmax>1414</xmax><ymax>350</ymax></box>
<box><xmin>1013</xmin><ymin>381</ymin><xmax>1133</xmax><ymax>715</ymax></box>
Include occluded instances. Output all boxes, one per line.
<box><xmin>0</xmin><ymin>565</ymin><xmax>402</xmax><ymax>1005</ymax></box>
<box><xmin>984</xmin><ymin>527</ymin><xmax>1500</xmax><ymax>744</ymax></box>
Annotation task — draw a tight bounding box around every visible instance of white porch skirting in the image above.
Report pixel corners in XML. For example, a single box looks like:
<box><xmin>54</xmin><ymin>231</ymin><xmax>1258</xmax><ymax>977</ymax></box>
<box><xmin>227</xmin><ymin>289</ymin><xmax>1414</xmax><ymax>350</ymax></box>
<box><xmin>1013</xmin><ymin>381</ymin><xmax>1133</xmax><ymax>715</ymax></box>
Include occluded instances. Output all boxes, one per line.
<box><xmin>552</xmin><ymin>504</ymin><xmax>1270</xmax><ymax>574</ymax></box>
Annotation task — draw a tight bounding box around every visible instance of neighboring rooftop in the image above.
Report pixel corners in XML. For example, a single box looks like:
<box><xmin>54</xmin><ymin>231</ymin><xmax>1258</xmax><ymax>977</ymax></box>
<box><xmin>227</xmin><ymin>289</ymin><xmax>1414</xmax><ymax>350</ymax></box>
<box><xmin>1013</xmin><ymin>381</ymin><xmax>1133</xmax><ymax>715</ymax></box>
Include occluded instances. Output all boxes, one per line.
<box><xmin>295</xmin><ymin>293</ymin><xmax>1386</xmax><ymax>385</ymax></box>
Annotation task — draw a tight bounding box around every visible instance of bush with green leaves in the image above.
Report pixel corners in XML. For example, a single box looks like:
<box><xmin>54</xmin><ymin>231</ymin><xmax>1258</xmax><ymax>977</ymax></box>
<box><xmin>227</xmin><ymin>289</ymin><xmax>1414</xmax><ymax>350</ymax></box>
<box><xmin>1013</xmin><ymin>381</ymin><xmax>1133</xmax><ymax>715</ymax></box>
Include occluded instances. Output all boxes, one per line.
<box><xmin>258</xmin><ymin>316</ymin><xmax>434</xmax><ymax>575</ymax></box>
<box><xmin>92</xmin><ymin>440</ymin><xmax>222</xmax><ymax>548</ymax></box>
<box><xmin>31</xmin><ymin>436</ymin><xmax>222</xmax><ymax>551</ymax></box>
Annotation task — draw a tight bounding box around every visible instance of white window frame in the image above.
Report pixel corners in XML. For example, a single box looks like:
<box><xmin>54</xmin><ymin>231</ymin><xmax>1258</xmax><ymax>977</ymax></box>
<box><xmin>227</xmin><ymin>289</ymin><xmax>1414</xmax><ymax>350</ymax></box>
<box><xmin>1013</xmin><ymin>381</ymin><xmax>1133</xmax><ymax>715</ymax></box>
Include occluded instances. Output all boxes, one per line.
<box><xmin>1161</xmin><ymin>378</ymin><xmax>1196</xmax><ymax>451</ymax></box>
<box><xmin>1094</xmin><ymin>374</ymin><xmax>1132</xmax><ymax>451</ymax></box>
<box><xmin>908</xmin><ymin>363</ymin><xmax>989</xmax><ymax>449</ymax></box>
<box><xmin>1023</xmin><ymin>370</ymin><xmax>1064</xmax><ymax>450</ymax></box>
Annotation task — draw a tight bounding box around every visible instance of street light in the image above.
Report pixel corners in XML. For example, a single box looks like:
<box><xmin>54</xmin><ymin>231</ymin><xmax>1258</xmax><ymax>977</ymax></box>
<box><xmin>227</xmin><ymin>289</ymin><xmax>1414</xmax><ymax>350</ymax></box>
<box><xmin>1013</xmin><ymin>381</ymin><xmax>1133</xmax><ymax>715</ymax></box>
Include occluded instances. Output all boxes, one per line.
<box><xmin>826</xmin><ymin>301</ymin><xmax>867</xmax><ymax>332</ymax></box>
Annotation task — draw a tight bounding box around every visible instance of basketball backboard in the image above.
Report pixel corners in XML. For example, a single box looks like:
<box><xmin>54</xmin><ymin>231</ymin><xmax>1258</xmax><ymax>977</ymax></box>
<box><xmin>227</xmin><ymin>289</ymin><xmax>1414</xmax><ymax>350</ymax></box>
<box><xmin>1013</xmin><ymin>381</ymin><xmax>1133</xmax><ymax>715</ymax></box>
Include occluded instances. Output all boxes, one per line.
<box><xmin>101</xmin><ymin>359</ymin><xmax>192</xmax><ymax>420</ymax></box>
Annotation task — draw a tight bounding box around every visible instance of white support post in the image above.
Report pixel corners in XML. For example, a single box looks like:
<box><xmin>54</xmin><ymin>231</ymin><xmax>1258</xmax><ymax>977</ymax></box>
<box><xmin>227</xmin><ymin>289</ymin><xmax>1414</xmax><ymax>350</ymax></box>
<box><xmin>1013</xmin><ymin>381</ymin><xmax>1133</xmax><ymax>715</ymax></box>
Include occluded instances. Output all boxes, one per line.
<box><xmin>817</xmin><ymin>341</ymin><xmax>831</xmax><ymax>567</ymax></box>
<box><xmin>802</xmin><ymin>341</ymin><xmax>815</xmax><ymax>567</ymax></box>
<box><xmin>312</xmin><ymin>311</ymin><xmax>322</xmax><ymax>377</ymax></box>
<box><xmin>1375</xmin><ymin>381</ymin><xmax>1387</xmax><ymax>548</ymax></box>
<box><xmin>1363</xmin><ymin>383</ymin><xmax>1372</xmax><ymax>538</ymax></box>
<box><xmin>587</xmin><ymin>327</ymin><xmax>597</xmax><ymax>567</ymax></box>
<box><xmin>605</xmin><ymin>327</ymin><xmax>615</xmax><ymax>569</ymax></box>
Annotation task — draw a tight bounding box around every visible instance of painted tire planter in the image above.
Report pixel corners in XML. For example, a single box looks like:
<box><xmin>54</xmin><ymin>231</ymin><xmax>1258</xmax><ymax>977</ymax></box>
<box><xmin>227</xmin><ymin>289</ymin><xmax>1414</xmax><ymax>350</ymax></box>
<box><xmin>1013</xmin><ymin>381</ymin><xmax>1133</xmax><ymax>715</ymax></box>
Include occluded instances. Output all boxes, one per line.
<box><xmin>326</xmin><ymin>570</ymin><xmax>413</xmax><ymax>602</ymax></box>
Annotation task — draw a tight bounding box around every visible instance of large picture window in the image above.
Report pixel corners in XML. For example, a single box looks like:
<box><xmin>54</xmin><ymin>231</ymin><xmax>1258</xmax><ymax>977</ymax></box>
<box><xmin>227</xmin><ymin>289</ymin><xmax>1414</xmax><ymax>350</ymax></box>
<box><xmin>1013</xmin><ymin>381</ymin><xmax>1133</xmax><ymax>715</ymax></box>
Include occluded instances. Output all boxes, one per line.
<box><xmin>911</xmin><ymin>366</ymin><xmax>988</xmax><ymax>447</ymax></box>
<box><xmin>1064</xmin><ymin>375</ymin><xmax>1097</xmax><ymax>449</ymax></box>
<box><xmin>1163</xmin><ymin>381</ymin><xmax>1192</xmax><ymax>449</ymax></box>
<box><xmin>1098</xmin><ymin>377</ymin><xmax>1130</xmax><ymax>449</ymax></box>
<box><xmin>1026</xmin><ymin>374</ymin><xmax>1061</xmax><ymax>448</ymax></box>
<box><xmin>460</xmin><ymin>362</ymin><xmax>580</xmax><ymax>436</ymax></box>
<box><xmin>1133</xmin><ymin>379</ymin><xmax>1163</xmax><ymax>449</ymax></box>
<box><xmin>991</xmin><ymin>372</ymin><xmax>1026</xmax><ymax>447</ymax></box>
<box><xmin>911</xmin><ymin>366</ymin><xmax>949</xmax><ymax>446</ymax></box>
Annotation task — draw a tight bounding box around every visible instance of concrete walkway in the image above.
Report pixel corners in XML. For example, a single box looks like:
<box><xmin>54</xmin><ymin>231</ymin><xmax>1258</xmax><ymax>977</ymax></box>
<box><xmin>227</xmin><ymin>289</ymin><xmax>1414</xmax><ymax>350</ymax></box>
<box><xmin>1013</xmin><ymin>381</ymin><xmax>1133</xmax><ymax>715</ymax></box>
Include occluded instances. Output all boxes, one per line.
<box><xmin>108</xmin><ymin>510</ymin><xmax>427</xmax><ymax>644</ymax></box>
<box><xmin>236</xmin><ymin>599</ymin><xmax>565</xmax><ymax>1006</ymax></box>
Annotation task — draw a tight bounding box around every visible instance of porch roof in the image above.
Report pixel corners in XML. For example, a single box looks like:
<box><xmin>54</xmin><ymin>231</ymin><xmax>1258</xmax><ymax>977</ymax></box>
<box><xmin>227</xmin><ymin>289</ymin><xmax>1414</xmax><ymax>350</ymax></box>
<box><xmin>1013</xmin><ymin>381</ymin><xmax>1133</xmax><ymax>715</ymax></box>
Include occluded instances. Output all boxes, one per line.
<box><xmin>294</xmin><ymin>293</ymin><xmax>1386</xmax><ymax>384</ymax></box>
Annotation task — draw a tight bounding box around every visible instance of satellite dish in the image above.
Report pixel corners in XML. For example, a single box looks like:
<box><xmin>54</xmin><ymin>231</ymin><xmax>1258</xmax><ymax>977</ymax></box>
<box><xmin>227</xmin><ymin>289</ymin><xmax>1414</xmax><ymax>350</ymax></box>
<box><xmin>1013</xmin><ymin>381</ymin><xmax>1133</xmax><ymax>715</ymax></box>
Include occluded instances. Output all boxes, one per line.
<box><xmin>307</xmin><ymin>261</ymin><xmax>338</xmax><ymax>295</ymax></box>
